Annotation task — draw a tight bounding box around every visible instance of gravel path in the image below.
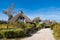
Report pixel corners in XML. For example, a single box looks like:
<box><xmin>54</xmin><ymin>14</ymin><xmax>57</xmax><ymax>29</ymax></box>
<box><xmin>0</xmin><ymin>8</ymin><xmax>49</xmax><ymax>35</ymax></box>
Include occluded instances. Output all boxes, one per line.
<box><xmin>21</xmin><ymin>28</ymin><xmax>55</xmax><ymax>40</ymax></box>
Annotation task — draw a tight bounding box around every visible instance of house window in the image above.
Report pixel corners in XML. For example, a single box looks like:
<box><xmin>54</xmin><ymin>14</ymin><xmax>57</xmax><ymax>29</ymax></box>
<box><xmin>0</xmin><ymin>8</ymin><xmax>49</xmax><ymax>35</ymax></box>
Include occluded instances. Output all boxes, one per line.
<box><xmin>18</xmin><ymin>17</ymin><xmax>24</xmax><ymax>22</ymax></box>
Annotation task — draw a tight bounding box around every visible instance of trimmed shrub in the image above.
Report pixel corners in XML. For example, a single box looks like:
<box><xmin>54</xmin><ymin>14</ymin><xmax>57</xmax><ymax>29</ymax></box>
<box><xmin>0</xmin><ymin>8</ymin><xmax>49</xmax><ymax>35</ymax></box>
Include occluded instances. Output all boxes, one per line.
<box><xmin>16</xmin><ymin>30</ymin><xmax>25</xmax><ymax>37</ymax></box>
<box><xmin>5</xmin><ymin>31</ymin><xmax>16</xmax><ymax>38</ymax></box>
<box><xmin>0</xmin><ymin>28</ymin><xmax>24</xmax><ymax>38</ymax></box>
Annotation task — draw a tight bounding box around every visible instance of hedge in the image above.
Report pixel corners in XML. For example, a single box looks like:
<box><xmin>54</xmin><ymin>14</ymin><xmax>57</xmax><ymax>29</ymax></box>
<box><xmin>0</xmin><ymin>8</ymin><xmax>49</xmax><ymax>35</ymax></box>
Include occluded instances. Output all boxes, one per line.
<box><xmin>0</xmin><ymin>28</ymin><xmax>25</xmax><ymax>38</ymax></box>
<box><xmin>0</xmin><ymin>22</ymin><xmax>42</xmax><ymax>38</ymax></box>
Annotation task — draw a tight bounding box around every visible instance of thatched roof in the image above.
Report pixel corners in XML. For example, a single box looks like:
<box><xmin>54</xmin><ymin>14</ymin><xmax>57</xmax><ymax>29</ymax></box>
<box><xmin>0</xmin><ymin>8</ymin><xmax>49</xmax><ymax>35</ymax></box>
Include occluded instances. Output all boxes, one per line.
<box><xmin>50</xmin><ymin>20</ymin><xmax>57</xmax><ymax>24</ymax></box>
<box><xmin>33</xmin><ymin>17</ymin><xmax>41</xmax><ymax>22</ymax></box>
<box><xmin>43</xmin><ymin>20</ymin><xmax>51</xmax><ymax>26</ymax></box>
<box><xmin>9</xmin><ymin>12</ymin><xmax>31</xmax><ymax>22</ymax></box>
<box><xmin>43</xmin><ymin>20</ymin><xmax>50</xmax><ymax>23</ymax></box>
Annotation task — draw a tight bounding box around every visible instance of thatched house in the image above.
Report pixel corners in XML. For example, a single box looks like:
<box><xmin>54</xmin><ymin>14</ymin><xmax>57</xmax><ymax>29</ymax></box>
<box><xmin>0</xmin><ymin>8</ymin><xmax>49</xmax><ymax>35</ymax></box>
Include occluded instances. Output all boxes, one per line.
<box><xmin>43</xmin><ymin>20</ymin><xmax>50</xmax><ymax>24</ymax></box>
<box><xmin>42</xmin><ymin>20</ymin><xmax>52</xmax><ymax>28</ymax></box>
<box><xmin>32</xmin><ymin>17</ymin><xmax>41</xmax><ymax>23</ymax></box>
<box><xmin>9</xmin><ymin>11</ymin><xmax>31</xmax><ymax>23</ymax></box>
<box><xmin>50</xmin><ymin>20</ymin><xmax>57</xmax><ymax>24</ymax></box>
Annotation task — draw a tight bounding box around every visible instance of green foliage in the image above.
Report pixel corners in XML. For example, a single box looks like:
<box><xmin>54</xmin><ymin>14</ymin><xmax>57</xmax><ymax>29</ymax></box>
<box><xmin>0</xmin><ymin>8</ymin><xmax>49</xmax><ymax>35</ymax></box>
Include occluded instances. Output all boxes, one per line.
<box><xmin>0</xmin><ymin>21</ymin><xmax>42</xmax><ymax>38</ymax></box>
<box><xmin>40</xmin><ymin>23</ymin><xmax>45</xmax><ymax>28</ymax></box>
<box><xmin>18</xmin><ymin>22</ymin><xmax>25</xmax><ymax>28</ymax></box>
<box><xmin>36</xmin><ymin>24</ymin><xmax>41</xmax><ymax>29</ymax></box>
<box><xmin>23</xmin><ymin>23</ymin><xmax>35</xmax><ymax>35</ymax></box>
<box><xmin>0</xmin><ymin>31</ymin><xmax>4</xmax><ymax>38</ymax></box>
<box><xmin>50</xmin><ymin>22</ymin><xmax>57</xmax><ymax>30</ymax></box>
<box><xmin>5</xmin><ymin>31</ymin><xmax>16</xmax><ymax>38</ymax></box>
<box><xmin>0</xmin><ymin>28</ymin><xmax>24</xmax><ymax>38</ymax></box>
<box><xmin>5</xmin><ymin>29</ymin><xmax>24</xmax><ymax>38</ymax></box>
<box><xmin>8</xmin><ymin>22</ymin><xmax>18</xmax><ymax>28</ymax></box>
<box><xmin>53</xmin><ymin>23</ymin><xmax>60</xmax><ymax>40</ymax></box>
<box><xmin>50</xmin><ymin>23</ymin><xmax>56</xmax><ymax>30</ymax></box>
<box><xmin>25</xmin><ymin>24</ymin><xmax>34</xmax><ymax>29</ymax></box>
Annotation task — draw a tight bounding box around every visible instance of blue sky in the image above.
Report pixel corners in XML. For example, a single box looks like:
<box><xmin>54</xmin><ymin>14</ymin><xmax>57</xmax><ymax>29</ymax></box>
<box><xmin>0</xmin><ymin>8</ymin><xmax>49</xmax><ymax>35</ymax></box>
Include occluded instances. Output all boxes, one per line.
<box><xmin>0</xmin><ymin>0</ymin><xmax>60</xmax><ymax>22</ymax></box>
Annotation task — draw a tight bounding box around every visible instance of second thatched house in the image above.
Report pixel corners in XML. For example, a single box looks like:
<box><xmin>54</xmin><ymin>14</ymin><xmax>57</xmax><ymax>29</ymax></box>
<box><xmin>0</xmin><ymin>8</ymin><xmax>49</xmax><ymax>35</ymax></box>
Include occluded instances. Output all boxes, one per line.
<box><xmin>9</xmin><ymin>11</ymin><xmax>31</xmax><ymax>23</ymax></box>
<box><xmin>32</xmin><ymin>17</ymin><xmax>41</xmax><ymax>23</ymax></box>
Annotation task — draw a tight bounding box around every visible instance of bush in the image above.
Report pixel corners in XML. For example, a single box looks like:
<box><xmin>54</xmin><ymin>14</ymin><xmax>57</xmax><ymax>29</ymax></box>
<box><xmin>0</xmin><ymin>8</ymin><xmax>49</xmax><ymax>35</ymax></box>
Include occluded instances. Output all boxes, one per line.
<box><xmin>40</xmin><ymin>23</ymin><xmax>45</xmax><ymax>28</ymax></box>
<box><xmin>0</xmin><ymin>28</ymin><xmax>25</xmax><ymax>38</ymax></box>
<box><xmin>50</xmin><ymin>23</ymin><xmax>57</xmax><ymax>30</ymax></box>
<box><xmin>0</xmin><ymin>31</ymin><xmax>4</xmax><ymax>38</ymax></box>
<box><xmin>50</xmin><ymin>24</ymin><xmax>55</xmax><ymax>30</ymax></box>
<box><xmin>0</xmin><ymin>22</ymin><xmax>41</xmax><ymax>38</ymax></box>
<box><xmin>53</xmin><ymin>23</ymin><xmax>60</xmax><ymax>40</ymax></box>
<box><xmin>5</xmin><ymin>30</ymin><xmax>24</xmax><ymax>38</ymax></box>
<box><xmin>5</xmin><ymin>31</ymin><xmax>16</xmax><ymax>38</ymax></box>
<box><xmin>23</xmin><ymin>23</ymin><xmax>34</xmax><ymax>35</ymax></box>
<box><xmin>36</xmin><ymin>24</ymin><xmax>41</xmax><ymax>30</ymax></box>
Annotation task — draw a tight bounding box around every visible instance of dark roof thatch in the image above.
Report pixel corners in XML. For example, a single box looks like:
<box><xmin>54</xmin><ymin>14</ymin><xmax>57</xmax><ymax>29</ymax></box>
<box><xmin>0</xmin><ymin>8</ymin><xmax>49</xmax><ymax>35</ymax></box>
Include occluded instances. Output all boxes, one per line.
<box><xmin>9</xmin><ymin>12</ymin><xmax>31</xmax><ymax>22</ymax></box>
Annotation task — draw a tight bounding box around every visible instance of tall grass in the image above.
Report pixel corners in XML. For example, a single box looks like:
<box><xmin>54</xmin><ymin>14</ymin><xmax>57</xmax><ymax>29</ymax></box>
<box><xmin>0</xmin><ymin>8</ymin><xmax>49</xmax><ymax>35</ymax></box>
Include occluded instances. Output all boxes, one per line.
<box><xmin>53</xmin><ymin>23</ymin><xmax>60</xmax><ymax>40</ymax></box>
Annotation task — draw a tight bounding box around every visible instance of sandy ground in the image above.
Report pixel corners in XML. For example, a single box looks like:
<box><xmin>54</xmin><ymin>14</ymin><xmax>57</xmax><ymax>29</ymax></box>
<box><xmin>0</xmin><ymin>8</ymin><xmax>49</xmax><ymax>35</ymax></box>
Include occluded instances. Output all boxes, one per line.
<box><xmin>21</xmin><ymin>28</ymin><xmax>55</xmax><ymax>40</ymax></box>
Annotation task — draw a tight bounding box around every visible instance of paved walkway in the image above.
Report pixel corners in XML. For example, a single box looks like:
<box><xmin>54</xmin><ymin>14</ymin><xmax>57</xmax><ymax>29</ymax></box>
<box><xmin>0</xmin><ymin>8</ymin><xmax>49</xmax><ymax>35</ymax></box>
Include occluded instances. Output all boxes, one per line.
<box><xmin>21</xmin><ymin>28</ymin><xmax>55</xmax><ymax>40</ymax></box>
